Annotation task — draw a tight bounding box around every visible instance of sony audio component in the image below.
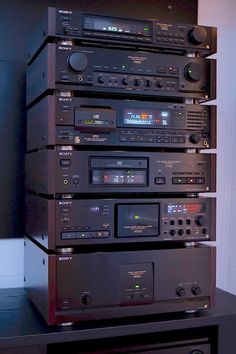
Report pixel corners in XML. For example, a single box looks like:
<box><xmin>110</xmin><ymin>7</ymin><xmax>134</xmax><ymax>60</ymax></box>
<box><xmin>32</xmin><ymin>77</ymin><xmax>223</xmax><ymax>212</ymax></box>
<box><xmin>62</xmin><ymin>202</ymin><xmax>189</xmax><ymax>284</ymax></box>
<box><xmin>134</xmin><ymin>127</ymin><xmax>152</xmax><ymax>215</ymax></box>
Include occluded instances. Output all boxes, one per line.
<box><xmin>25</xmin><ymin>150</ymin><xmax>216</xmax><ymax>195</ymax></box>
<box><xmin>27</xmin><ymin>95</ymin><xmax>217</xmax><ymax>151</ymax></box>
<box><xmin>50</xmin><ymin>338</ymin><xmax>211</xmax><ymax>354</ymax></box>
<box><xmin>24</xmin><ymin>238</ymin><xmax>216</xmax><ymax>325</ymax></box>
<box><xmin>27</xmin><ymin>7</ymin><xmax>217</xmax><ymax>63</ymax></box>
<box><xmin>26</xmin><ymin>195</ymin><xmax>216</xmax><ymax>250</ymax></box>
<box><xmin>26</xmin><ymin>43</ymin><xmax>216</xmax><ymax>106</ymax></box>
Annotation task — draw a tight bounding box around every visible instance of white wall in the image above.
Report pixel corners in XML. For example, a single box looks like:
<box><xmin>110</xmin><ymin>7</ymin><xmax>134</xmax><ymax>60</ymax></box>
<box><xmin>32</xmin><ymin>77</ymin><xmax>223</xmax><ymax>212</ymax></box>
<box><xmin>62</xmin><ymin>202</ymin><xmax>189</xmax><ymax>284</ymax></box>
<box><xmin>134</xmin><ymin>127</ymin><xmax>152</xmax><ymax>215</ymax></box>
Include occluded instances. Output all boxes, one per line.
<box><xmin>1</xmin><ymin>0</ymin><xmax>236</xmax><ymax>290</ymax></box>
<box><xmin>198</xmin><ymin>0</ymin><xmax>236</xmax><ymax>293</ymax></box>
<box><xmin>0</xmin><ymin>239</ymin><xmax>24</xmax><ymax>288</ymax></box>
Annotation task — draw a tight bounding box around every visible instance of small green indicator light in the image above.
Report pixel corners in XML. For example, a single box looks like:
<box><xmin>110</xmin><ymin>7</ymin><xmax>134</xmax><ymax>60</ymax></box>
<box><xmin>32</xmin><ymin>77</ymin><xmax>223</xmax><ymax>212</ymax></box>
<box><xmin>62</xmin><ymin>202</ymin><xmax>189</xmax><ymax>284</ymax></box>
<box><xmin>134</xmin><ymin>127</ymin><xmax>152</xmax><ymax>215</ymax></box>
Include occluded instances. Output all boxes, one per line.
<box><xmin>122</xmin><ymin>65</ymin><xmax>126</xmax><ymax>69</ymax></box>
<box><xmin>134</xmin><ymin>284</ymin><xmax>140</xmax><ymax>289</ymax></box>
<box><xmin>144</xmin><ymin>27</ymin><xmax>149</xmax><ymax>31</ymax></box>
<box><xmin>134</xmin><ymin>215</ymin><xmax>140</xmax><ymax>220</ymax></box>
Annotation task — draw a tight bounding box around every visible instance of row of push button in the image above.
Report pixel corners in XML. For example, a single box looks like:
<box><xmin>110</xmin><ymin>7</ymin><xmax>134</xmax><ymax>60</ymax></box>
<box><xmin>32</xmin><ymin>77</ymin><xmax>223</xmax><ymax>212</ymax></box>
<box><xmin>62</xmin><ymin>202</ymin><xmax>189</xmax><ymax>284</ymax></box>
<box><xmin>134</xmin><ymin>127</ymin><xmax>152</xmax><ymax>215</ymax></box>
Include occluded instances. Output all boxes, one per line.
<box><xmin>61</xmin><ymin>231</ymin><xmax>110</xmax><ymax>240</ymax></box>
<box><xmin>168</xmin><ymin>228</ymin><xmax>207</xmax><ymax>236</ymax></box>
<box><xmin>120</xmin><ymin>135</ymin><xmax>185</xmax><ymax>143</ymax></box>
<box><xmin>155</xmin><ymin>177</ymin><xmax>205</xmax><ymax>185</ymax></box>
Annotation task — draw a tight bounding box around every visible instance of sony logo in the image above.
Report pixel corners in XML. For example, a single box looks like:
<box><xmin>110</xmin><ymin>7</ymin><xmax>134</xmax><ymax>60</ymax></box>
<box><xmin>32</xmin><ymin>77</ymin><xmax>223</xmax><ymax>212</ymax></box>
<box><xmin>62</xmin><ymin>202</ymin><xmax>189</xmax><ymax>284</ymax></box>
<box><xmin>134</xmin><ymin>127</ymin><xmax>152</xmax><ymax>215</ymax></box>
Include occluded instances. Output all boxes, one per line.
<box><xmin>59</xmin><ymin>152</ymin><xmax>72</xmax><ymax>156</ymax></box>
<box><xmin>58</xmin><ymin>10</ymin><xmax>72</xmax><ymax>14</ymax></box>
<box><xmin>58</xmin><ymin>46</ymin><xmax>72</xmax><ymax>50</ymax></box>
<box><xmin>58</xmin><ymin>256</ymin><xmax>72</xmax><ymax>261</ymax></box>
<box><xmin>58</xmin><ymin>98</ymin><xmax>72</xmax><ymax>102</ymax></box>
<box><xmin>58</xmin><ymin>201</ymin><xmax>72</xmax><ymax>205</ymax></box>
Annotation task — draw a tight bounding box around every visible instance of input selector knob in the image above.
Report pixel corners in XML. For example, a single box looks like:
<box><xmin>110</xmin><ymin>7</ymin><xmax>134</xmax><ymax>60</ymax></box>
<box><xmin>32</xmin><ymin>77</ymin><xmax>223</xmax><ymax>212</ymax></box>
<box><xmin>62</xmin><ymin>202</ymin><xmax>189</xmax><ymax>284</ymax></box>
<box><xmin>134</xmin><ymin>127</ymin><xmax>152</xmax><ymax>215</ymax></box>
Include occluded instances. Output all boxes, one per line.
<box><xmin>189</xmin><ymin>26</ymin><xmax>208</xmax><ymax>44</ymax></box>
<box><xmin>67</xmin><ymin>52</ymin><xmax>88</xmax><ymax>72</ymax></box>
<box><xmin>189</xmin><ymin>134</ymin><xmax>201</xmax><ymax>144</ymax></box>
<box><xmin>184</xmin><ymin>62</ymin><xmax>202</xmax><ymax>82</ymax></box>
<box><xmin>195</xmin><ymin>215</ymin><xmax>206</xmax><ymax>227</ymax></box>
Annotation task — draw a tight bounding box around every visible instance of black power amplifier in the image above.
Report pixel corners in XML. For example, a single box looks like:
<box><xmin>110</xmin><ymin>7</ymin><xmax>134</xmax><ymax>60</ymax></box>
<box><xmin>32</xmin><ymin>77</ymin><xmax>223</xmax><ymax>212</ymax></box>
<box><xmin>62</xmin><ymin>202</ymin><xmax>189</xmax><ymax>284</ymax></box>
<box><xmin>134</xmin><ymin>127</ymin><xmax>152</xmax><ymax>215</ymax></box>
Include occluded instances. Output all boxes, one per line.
<box><xmin>27</xmin><ymin>95</ymin><xmax>216</xmax><ymax>151</ymax></box>
<box><xmin>27</xmin><ymin>7</ymin><xmax>217</xmax><ymax>63</ymax></box>
<box><xmin>25</xmin><ymin>150</ymin><xmax>216</xmax><ymax>196</ymax></box>
<box><xmin>26</xmin><ymin>43</ymin><xmax>216</xmax><ymax>106</ymax></box>
<box><xmin>50</xmin><ymin>338</ymin><xmax>211</xmax><ymax>354</ymax></box>
<box><xmin>24</xmin><ymin>238</ymin><xmax>216</xmax><ymax>325</ymax></box>
<box><xmin>26</xmin><ymin>195</ymin><xmax>216</xmax><ymax>250</ymax></box>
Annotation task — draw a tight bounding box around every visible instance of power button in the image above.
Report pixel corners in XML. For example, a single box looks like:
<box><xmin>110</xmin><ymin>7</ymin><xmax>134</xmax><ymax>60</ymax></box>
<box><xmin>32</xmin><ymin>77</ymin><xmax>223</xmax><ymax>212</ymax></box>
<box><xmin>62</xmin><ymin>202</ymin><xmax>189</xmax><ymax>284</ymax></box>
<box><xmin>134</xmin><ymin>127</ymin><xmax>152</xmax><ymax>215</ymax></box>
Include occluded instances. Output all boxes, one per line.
<box><xmin>60</xmin><ymin>159</ymin><xmax>71</xmax><ymax>166</ymax></box>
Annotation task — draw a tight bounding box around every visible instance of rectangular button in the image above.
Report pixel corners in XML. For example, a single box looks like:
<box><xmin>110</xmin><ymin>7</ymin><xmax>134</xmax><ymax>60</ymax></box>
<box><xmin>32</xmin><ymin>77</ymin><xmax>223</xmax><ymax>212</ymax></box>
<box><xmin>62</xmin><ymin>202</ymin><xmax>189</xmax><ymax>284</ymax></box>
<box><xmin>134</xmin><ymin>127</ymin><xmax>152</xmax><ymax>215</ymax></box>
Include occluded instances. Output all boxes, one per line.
<box><xmin>61</xmin><ymin>232</ymin><xmax>77</xmax><ymax>240</ymax></box>
<box><xmin>77</xmin><ymin>231</ymin><xmax>95</xmax><ymax>239</ymax></box>
<box><xmin>95</xmin><ymin>231</ymin><xmax>110</xmax><ymax>238</ymax></box>
<box><xmin>196</xmin><ymin>177</ymin><xmax>205</xmax><ymax>184</ymax></box>
<box><xmin>168</xmin><ymin>67</ymin><xmax>179</xmax><ymax>74</ymax></box>
<box><xmin>155</xmin><ymin>177</ymin><xmax>166</xmax><ymax>184</ymax></box>
<box><xmin>60</xmin><ymin>159</ymin><xmax>71</xmax><ymax>166</ymax></box>
<box><xmin>60</xmin><ymin>73</ymin><xmax>70</xmax><ymax>81</ymax></box>
<box><xmin>157</xmin><ymin>66</ymin><xmax>166</xmax><ymax>73</ymax></box>
<box><xmin>187</xmin><ymin>177</ymin><xmax>196</xmax><ymax>184</ymax></box>
<box><xmin>172</xmin><ymin>177</ymin><xmax>187</xmax><ymax>184</ymax></box>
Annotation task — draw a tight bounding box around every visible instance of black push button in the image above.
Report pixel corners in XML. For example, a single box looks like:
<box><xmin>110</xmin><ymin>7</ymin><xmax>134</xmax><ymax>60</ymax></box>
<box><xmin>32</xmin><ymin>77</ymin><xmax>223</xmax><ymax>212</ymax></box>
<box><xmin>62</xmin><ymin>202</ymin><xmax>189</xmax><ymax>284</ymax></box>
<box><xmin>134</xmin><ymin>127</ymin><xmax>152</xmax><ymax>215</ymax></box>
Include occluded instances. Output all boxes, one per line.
<box><xmin>61</xmin><ymin>232</ymin><xmax>77</xmax><ymax>240</ymax></box>
<box><xmin>155</xmin><ymin>177</ymin><xmax>166</xmax><ymax>184</ymax></box>
<box><xmin>172</xmin><ymin>177</ymin><xmax>187</xmax><ymax>184</ymax></box>
<box><xmin>60</xmin><ymin>159</ymin><xmax>71</xmax><ymax>166</ymax></box>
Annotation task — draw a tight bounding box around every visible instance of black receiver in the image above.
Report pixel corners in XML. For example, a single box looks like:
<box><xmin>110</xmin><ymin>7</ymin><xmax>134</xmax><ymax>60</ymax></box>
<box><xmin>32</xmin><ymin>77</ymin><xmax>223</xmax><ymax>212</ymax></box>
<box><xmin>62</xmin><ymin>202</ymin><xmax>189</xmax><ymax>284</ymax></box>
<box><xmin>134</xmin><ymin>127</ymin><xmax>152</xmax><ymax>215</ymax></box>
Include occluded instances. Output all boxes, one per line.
<box><xmin>25</xmin><ymin>150</ymin><xmax>216</xmax><ymax>196</ymax></box>
<box><xmin>26</xmin><ymin>43</ymin><xmax>216</xmax><ymax>106</ymax></box>
<box><xmin>27</xmin><ymin>95</ymin><xmax>216</xmax><ymax>151</ymax></box>
<box><xmin>27</xmin><ymin>7</ymin><xmax>217</xmax><ymax>63</ymax></box>
<box><xmin>26</xmin><ymin>194</ymin><xmax>216</xmax><ymax>250</ymax></box>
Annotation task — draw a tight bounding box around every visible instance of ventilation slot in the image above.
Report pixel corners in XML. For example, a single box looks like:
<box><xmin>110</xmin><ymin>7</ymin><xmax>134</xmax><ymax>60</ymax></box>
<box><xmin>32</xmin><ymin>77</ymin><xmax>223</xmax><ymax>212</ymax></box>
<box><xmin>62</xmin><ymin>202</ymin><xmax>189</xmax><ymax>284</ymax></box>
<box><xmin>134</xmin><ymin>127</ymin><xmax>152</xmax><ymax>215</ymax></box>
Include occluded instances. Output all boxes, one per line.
<box><xmin>187</xmin><ymin>111</ymin><xmax>205</xmax><ymax>129</ymax></box>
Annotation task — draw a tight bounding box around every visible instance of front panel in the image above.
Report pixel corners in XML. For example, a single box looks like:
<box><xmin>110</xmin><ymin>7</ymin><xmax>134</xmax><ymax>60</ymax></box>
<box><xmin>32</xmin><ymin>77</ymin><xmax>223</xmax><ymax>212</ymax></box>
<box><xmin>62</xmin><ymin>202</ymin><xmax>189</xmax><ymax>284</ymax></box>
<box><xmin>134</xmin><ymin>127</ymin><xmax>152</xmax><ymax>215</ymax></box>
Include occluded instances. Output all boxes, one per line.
<box><xmin>25</xmin><ymin>150</ymin><xmax>216</xmax><ymax>195</ymax></box>
<box><xmin>27</xmin><ymin>7</ymin><xmax>216</xmax><ymax>63</ymax></box>
<box><xmin>26</xmin><ymin>43</ymin><xmax>216</xmax><ymax>105</ymax></box>
<box><xmin>24</xmin><ymin>238</ymin><xmax>216</xmax><ymax>325</ymax></box>
<box><xmin>27</xmin><ymin>95</ymin><xmax>216</xmax><ymax>151</ymax></box>
<box><xmin>25</xmin><ymin>195</ymin><xmax>216</xmax><ymax>249</ymax></box>
<box><xmin>50</xmin><ymin>340</ymin><xmax>211</xmax><ymax>354</ymax></box>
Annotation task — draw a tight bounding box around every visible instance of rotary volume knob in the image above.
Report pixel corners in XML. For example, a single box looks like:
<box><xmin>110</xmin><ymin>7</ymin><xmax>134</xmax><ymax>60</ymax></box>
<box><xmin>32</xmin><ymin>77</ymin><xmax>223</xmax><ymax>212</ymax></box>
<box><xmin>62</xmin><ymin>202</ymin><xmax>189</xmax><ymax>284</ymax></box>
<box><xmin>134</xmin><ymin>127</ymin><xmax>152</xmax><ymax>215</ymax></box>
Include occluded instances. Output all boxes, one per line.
<box><xmin>195</xmin><ymin>215</ymin><xmax>206</xmax><ymax>227</ymax></box>
<box><xmin>189</xmin><ymin>134</ymin><xmax>202</xmax><ymax>144</ymax></box>
<box><xmin>189</xmin><ymin>26</ymin><xmax>208</xmax><ymax>44</ymax></box>
<box><xmin>67</xmin><ymin>52</ymin><xmax>88</xmax><ymax>72</ymax></box>
<box><xmin>184</xmin><ymin>62</ymin><xmax>202</xmax><ymax>82</ymax></box>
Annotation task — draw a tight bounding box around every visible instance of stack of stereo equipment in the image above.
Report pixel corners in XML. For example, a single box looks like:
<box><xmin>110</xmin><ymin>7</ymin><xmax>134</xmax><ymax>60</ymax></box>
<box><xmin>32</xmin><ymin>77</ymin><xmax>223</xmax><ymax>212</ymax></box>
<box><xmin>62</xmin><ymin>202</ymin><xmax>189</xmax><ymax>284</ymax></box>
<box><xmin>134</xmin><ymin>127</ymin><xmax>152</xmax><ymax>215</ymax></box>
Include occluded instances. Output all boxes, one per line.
<box><xmin>25</xmin><ymin>7</ymin><xmax>217</xmax><ymax>326</ymax></box>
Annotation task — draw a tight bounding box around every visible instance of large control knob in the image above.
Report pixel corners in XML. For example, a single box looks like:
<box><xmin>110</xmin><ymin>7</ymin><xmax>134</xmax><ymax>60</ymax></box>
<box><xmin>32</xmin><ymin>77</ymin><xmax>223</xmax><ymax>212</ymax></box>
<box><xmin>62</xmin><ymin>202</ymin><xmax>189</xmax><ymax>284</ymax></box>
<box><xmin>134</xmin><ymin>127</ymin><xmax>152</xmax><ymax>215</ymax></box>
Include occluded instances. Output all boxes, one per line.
<box><xmin>67</xmin><ymin>52</ymin><xmax>88</xmax><ymax>72</ymax></box>
<box><xmin>189</xmin><ymin>134</ymin><xmax>202</xmax><ymax>144</ymax></box>
<box><xmin>195</xmin><ymin>215</ymin><xmax>206</xmax><ymax>227</ymax></box>
<box><xmin>184</xmin><ymin>62</ymin><xmax>202</xmax><ymax>82</ymax></box>
<box><xmin>189</xmin><ymin>26</ymin><xmax>208</xmax><ymax>44</ymax></box>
